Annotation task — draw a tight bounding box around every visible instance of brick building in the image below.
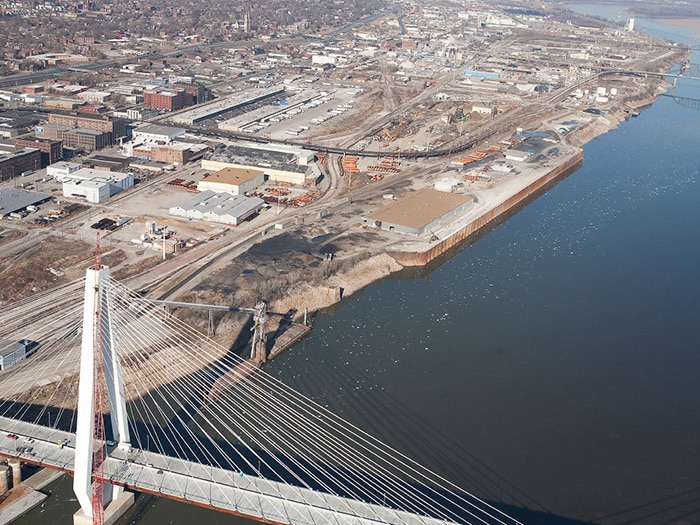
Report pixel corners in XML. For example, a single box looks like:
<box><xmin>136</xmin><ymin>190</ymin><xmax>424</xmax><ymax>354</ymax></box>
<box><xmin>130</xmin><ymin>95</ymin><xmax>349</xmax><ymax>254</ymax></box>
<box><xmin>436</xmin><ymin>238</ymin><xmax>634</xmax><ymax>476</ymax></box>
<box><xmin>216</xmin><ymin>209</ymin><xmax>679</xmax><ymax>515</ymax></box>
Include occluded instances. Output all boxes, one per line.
<box><xmin>13</xmin><ymin>136</ymin><xmax>63</xmax><ymax>166</ymax></box>
<box><xmin>173</xmin><ymin>82</ymin><xmax>207</xmax><ymax>104</ymax></box>
<box><xmin>61</xmin><ymin>129</ymin><xmax>111</xmax><ymax>152</ymax></box>
<box><xmin>0</xmin><ymin>148</ymin><xmax>42</xmax><ymax>182</ymax></box>
<box><xmin>47</xmin><ymin>114</ymin><xmax>126</xmax><ymax>144</ymax></box>
<box><xmin>36</xmin><ymin>125</ymin><xmax>110</xmax><ymax>152</ymax></box>
<box><xmin>143</xmin><ymin>90</ymin><xmax>194</xmax><ymax>112</ymax></box>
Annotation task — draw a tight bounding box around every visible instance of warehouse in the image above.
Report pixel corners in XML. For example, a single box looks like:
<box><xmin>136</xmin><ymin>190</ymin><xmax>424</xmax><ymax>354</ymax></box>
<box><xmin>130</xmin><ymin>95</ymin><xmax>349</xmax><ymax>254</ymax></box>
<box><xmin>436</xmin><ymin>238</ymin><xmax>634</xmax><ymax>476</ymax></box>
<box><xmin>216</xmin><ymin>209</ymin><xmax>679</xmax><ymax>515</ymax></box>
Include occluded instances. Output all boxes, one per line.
<box><xmin>362</xmin><ymin>188</ymin><xmax>474</xmax><ymax>236</ymax></box>
<box><xmin>201</xmin><ymin>143</ymin><xmax>311</xmax><ymax>186</ymax></box>
<box><xmin>47</xmin><ymin>161</ymin><xmax>81</xmax><ymax>181</ymax></box>
<box><xmin>0</xmin><ymin>339</ymin><xmax>38</xmax><ymax>371</ymax></box>
<box><xmin>61</xmin><ymin>168</ymin><xmax>134</xmax><ymax>203</ymax></box>
<box><xmin>169</xmin><ymin>190</ymin><xmax>265</xmax><ymax>226</ymax></box>
<box><xmin>170</xmin><ymin>85</ymin><xmax>285</xmax><ymax>125</ymax></box>
<box><xmin>197</xmin><ymin>167</ymin><xmax>264</xmax><ymax>195</ymax></box>
<box><xmin>0</xmin><ymin>188</ymin><xmax>52</xmax><ymax>217</ymax></box>
<box><xmin>131</xmin><ymin>124</ymin><xmax>186</xmax><ymax>143</ymax></box>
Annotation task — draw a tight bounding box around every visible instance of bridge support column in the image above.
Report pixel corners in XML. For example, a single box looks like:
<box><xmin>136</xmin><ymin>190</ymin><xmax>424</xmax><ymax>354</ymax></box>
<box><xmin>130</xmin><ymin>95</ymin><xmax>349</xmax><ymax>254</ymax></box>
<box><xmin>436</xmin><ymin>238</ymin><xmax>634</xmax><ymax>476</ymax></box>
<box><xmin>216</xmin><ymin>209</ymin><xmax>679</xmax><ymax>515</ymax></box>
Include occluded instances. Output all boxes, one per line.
<box><xmin>73</xmin><ymin>266</ymin><xmax>134</xmax><ymax>523</ymax></box>
<box><xmin>74</xmin><ymin>491</ymin><xmax>134</xmax><ymax>525</ymax></box>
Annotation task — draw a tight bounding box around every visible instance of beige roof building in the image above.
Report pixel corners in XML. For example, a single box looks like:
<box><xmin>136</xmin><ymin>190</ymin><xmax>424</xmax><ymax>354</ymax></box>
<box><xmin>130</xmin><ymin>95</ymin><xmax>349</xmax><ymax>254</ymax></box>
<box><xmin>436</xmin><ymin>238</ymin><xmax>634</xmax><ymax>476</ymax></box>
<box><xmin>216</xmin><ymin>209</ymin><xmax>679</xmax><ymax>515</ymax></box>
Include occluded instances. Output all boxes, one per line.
<box><xmin>363</xmin><ymin>188</ymin><xmax>474</xmax><ymax>236</ymax></box>
<box><xmin>197</xmin><ymin>167</ymin><xmax>265</xmax><ymax>196</ymax></box>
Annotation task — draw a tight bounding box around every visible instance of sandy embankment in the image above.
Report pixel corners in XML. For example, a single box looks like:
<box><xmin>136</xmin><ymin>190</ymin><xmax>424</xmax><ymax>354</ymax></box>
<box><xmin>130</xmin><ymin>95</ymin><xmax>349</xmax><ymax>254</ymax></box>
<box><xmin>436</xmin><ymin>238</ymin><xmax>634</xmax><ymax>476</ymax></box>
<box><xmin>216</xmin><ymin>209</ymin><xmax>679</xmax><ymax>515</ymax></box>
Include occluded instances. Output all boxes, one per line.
<box><xmin>270</xmin><ymin>253</ymin><xmax>402</xmax><ymax>315</ymax></box>
<box><xmin>654</xmin><ymin>18</ymin><xmax>700</xmax><ymax>30</ymax></box>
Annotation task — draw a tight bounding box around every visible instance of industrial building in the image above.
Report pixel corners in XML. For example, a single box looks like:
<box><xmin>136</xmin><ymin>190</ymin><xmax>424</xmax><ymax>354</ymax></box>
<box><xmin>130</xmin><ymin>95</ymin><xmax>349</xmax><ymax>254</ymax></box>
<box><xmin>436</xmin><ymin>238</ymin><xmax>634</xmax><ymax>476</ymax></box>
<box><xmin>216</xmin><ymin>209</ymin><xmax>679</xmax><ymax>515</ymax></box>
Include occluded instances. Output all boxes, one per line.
<box><xmin>169</xmin><ymin>190</ymin><xmax>265</xmax><ymax>226</ymax></box>
<box><xmin>61</xmin><ymin>129</ymin><xmax>112</xmax><ymax>152</ymax></box>
<box><xmin>61</xmin><ymin>168</ymin><xmax>134</xmax><ymax>203</ymax></box>
<box><xmin>132</xmin><ymin>124</ymin><xmax>186</xmax><ymax>143</ymax></box>
<box><xmin>0</xmin><ymin>148</ymin><xmax>42</xmax><ymax>182</ymax></box>
<box><xmin>362</xmin><ymin>188</ymin><xmax>474</xmax><ymax>236</ymax></box>
<box><xmin>170</xmin><ymin>85</ymin><xmax>285</xmax><ymax>126</ymax></box>
<box><xmin>0</xmin><ymin>340</ymin><xmax>32</xmax><ymax>371</ymax></box>
<box><xmin>144</xmin><ymin>90</ymin><xmax>194</xmax><ymax>112</ymax></box>
<box><xmin>0</xmin><ymin>111</ymin><xmax>44</xmax><ymax>138</ymax></box>
<box><xmin>47</xmin><ymin>114</ymin><xmax>126</xmax><ymax>144</ymax></box>
<box><xmin>47</xmin><ymin>161</ymin><xmax>82</xmax><ymax>181</ymax></box>
<box><xmin>127</xmin><ymin>124</ymin><xmax>206</xmax><ymax>165</ymax></box>
<box><xmin>198</xmin><ymin>167</ymin><xmax>264</xmax><ymax>195</ymax></box>
<box><xmin>77</xmin><ymin>91</ymin><xmax>112</xmax><ymax>103</ymax></box>
<box><xmin>0</xmin><ymin>188</ymin><xmax>52</xmax><ymax>217</ymax></box>
<box><xmin>133</xmin><ymin>142</ymin><xmax>208</xmax><ymax>165</ymax></box>
<box><xmin>201</xmin><ymin>143</ymin><xmax>314</xmax><ymax>186</ymax></box>
<box><xmin>13</xmin><ymin>136</ymin><xmax>63</xmax><ymax>166</ymax></box>
<box><xmin>503</xmin><ymin>149</ymin><xmax>530</xmax><ymax>162</ymax></box>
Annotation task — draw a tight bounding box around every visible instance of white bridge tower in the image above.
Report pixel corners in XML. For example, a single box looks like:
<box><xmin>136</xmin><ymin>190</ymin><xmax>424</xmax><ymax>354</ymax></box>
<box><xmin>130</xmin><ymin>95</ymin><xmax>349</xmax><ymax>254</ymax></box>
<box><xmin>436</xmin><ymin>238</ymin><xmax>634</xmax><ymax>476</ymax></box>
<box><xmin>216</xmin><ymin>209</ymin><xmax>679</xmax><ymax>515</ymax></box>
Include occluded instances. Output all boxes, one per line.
<box><xmin>74</xmin><ymin>266</ymin><xmax>133</xmax><ymax>524</ymax></box>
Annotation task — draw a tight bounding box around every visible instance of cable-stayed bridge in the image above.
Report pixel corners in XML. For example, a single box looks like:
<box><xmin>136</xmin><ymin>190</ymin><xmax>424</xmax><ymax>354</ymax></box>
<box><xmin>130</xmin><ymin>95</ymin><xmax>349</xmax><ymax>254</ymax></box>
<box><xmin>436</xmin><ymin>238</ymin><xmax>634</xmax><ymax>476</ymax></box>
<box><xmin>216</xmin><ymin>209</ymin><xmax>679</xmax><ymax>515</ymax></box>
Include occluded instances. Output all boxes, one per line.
<box><xmin>0</xmin><ymin>267</ymin><xmax>521</xmax><ymax>525</ymax></box>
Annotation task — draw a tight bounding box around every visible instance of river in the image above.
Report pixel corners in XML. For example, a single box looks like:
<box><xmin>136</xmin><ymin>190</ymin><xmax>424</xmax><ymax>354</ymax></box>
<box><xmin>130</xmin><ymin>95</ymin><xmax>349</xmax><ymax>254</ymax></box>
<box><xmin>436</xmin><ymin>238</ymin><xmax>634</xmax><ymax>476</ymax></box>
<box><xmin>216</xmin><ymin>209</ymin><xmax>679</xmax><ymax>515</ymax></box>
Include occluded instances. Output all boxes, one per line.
<box><xmin>14</xmin><ymin>8</ymin><xmax>700</xmax><ymax>525</ymax></box>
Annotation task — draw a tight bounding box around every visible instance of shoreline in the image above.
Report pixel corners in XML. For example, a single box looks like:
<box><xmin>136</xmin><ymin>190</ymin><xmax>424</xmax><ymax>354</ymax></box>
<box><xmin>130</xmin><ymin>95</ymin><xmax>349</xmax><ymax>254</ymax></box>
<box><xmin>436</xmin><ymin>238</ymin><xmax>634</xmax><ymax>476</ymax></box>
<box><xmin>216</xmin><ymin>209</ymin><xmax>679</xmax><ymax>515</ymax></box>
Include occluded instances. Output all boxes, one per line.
<box><xmin>387</xmin><ymin>151</ymin><xmax>585</xmax><ymax>267</ymax></box>
<box><xmin>270</xmin><ymin>77</ymin><xmax>680</xmax><ymax>321</ymax></box>
<box><xmin>652</xmin><ymin>17</ymin><xmax>700</xmax><ymax>30</ymax></box>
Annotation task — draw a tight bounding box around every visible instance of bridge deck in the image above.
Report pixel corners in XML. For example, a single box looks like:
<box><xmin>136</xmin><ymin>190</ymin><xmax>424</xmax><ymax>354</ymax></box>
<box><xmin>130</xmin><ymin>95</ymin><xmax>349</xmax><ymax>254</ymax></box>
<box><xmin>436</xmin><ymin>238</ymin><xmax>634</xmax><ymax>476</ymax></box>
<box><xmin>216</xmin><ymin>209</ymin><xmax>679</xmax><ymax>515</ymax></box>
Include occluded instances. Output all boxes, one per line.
<box><xmin>0</xmin><ymin>416</ymin><xmax>461</xmax><ymax>525</ymax></box>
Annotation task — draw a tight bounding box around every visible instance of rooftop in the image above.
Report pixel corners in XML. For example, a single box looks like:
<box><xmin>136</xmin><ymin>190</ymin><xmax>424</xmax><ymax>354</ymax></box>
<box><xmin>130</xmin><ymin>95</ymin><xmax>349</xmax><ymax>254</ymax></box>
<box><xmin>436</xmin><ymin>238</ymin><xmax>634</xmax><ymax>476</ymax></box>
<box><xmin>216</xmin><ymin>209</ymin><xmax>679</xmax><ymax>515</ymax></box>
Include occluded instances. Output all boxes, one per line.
<box><xmin>202</xmin><ymin>167</ymin><xmax>264</xmax><ymax>186</ymax></box>
<box><xmin>0</xmin><ymin>188</ymin><xmax>52</xmax><ymax>217</ymax></box>
<box><xmin>0</xmin><ymin>340</ymin><xmax>23</xmax><ymax>358</ymax></box>
<box><xmin>68</xmin><ymin>168</ymin><xmax>132</xmax><ymax>183</ymax></box>
<box><xmin>0</xmin><ymin>148</ymin><xmax>40</xmax><ymax>162</ymax></box>
<box><xmin>369</xmin><ymin>188</ymin><xmax>473</xmax><ymax>230</ymax></box>
<box><xmin>170</xmin><ymin>85</ymin><xmax>285</xmax><ymax>125</ymax></box>
<box><xmin>205</xmin><ymin>144</ymin><xmax>308</xmax><ymax>174</ymax></box>
<box><xmin>133</xmin><ymin>124</ymin><xmax>186</xmax><ymax>138</ymax></box>
<box><xmin>173</xmin><ymin>190</ymin><xmax>265</xmax><ymax>218</ymax></box>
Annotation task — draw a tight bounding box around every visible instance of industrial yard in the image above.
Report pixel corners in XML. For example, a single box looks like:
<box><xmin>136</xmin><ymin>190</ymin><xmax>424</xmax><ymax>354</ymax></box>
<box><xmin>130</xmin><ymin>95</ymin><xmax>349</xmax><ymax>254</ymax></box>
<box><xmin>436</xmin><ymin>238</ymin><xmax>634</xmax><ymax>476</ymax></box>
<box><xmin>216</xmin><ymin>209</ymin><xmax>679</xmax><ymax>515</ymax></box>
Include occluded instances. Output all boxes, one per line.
<box><xmin>0</xmin><ymin>0</ymin><xmax>690</xmax><ymax>355</ymax></box>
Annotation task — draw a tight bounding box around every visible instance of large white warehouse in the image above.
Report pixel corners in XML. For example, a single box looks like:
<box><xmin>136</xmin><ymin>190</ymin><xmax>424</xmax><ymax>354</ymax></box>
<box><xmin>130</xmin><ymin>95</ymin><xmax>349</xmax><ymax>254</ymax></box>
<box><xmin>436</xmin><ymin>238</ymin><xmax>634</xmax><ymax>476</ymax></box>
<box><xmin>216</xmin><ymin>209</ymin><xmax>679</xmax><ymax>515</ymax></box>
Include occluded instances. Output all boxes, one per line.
<box><xmin>169</xmin><ymin>190</ymin><xmax>265</xmax><ymax>226</ymax></box>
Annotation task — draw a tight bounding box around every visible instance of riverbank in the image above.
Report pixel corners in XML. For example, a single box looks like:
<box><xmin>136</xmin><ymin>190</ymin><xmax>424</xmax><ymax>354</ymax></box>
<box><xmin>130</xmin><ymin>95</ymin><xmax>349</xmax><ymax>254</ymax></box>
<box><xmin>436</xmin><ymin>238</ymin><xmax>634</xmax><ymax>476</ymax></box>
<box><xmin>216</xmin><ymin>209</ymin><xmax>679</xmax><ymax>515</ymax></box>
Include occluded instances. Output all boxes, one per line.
<box><xmin>262</xmin><ymin>75</ymin><xmax>677</xmax><ymax>318</ymax></box>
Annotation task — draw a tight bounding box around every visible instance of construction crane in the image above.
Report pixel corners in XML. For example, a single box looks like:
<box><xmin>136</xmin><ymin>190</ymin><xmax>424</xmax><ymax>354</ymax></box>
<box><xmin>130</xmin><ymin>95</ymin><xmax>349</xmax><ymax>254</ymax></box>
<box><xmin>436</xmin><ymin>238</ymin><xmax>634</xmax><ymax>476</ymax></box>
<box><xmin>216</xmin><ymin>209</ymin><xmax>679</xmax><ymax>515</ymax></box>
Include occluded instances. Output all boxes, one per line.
<box><xmin>91</xmin><ymin>236</ymin><xmax>106</xmax><ymax>525</ymax></box>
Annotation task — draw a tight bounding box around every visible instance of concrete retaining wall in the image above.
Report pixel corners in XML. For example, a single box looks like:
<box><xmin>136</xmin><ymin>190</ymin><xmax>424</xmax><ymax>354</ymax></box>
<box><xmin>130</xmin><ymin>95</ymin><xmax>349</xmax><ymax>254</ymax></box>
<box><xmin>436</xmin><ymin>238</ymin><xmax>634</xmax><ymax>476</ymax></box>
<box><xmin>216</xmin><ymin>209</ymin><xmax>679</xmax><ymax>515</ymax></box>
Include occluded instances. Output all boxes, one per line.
<box><xmin>388</xmin><ymin>151</ymin><xmax>584</xmax><ymax>266</ymax></box>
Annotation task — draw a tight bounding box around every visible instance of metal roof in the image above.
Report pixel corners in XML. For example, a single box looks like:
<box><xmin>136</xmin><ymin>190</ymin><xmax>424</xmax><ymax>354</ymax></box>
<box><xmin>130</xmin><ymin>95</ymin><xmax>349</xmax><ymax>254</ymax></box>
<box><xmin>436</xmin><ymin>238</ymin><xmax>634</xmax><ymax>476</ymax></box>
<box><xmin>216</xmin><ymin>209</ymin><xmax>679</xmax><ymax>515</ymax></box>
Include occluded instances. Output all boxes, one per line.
<box><xmin>172</xmin><ymin>190</ymin><xmax>264</xmax><ymax>219</ymax></box>
<box><xmin>369</xmin><ymin>188</ymin><xmax>473</xmax><ymax>230</ymax></box>
<box><xmin>0</xmin><ymin>188</ymin><xmax>52</xmax><ymax>217</ymax></box>
<box><xmin>205</xmin><ymin>144</ymin><xmax>307</xmax><ymax>174</ymax></box>
<box><xmin>0</xmin><ymin>340</ymin><xmax>23</xmax><ymax>358</ymax></box>
<box><xmin>133</xmin><ymin>124</ymin><xmax>186</xmax><ymax>138</ymax></box>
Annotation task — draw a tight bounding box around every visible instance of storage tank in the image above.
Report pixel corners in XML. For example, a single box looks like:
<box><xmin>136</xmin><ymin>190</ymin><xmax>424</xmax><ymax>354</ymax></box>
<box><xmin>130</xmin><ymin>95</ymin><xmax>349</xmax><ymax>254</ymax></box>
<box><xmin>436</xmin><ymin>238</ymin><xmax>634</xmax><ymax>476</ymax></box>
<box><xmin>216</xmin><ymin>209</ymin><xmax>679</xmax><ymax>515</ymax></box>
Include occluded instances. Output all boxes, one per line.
<box><xmin>8</xmin><ymin>459</ymin><xmax>21</xmax><ymax>488</ymax></box>
<box><xmin>0</xmin><ymin>464</ymin><xmax>9</xmax><ymax>494</ymax></box>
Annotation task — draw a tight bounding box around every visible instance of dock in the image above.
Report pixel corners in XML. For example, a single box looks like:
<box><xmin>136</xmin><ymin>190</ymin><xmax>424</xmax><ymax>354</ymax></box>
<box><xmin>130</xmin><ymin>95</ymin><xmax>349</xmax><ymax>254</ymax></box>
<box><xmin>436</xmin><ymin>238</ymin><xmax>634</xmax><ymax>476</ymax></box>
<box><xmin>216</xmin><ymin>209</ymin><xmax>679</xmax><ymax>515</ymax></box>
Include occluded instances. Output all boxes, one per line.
<box><xmin>205</xmin><ymin>322</ymin><xmax>311</xmax><ymax>402</ymax></box>
<box><xmin>0</xmin><ymin>468</ymin><xmax>64</xmax><ymax>525</ymax></box>
<box><xmin>268</xmin><ymin>322</ymin><xmax>312</xmax><ymax>360</ymax></box>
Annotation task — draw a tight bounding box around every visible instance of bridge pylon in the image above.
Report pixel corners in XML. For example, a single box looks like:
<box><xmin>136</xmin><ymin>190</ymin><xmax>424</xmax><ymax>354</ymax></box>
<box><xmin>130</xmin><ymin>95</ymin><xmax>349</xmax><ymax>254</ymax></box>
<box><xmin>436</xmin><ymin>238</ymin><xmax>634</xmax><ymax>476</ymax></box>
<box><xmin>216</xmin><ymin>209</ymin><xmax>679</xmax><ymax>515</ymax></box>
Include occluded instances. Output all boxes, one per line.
<box><xmin>74</xmin><ymin>266</ymin><xmax>133</xmax><ymax>524</ymax></box>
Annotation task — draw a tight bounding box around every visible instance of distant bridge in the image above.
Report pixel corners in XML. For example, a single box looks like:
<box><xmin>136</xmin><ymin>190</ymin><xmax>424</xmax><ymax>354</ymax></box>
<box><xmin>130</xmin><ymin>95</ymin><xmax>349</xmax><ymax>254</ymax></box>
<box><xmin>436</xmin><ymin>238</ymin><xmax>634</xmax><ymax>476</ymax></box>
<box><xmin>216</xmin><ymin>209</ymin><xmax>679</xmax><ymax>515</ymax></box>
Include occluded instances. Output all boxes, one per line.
<box><xmin>659</xmin><ymin>93</ymin><xmax>700</xmax><ymax>110</ymax></box>
<box><xmin>601</xmin><ymin>68</ymin><xmax>700</xmax><ymax>82</ymax></box>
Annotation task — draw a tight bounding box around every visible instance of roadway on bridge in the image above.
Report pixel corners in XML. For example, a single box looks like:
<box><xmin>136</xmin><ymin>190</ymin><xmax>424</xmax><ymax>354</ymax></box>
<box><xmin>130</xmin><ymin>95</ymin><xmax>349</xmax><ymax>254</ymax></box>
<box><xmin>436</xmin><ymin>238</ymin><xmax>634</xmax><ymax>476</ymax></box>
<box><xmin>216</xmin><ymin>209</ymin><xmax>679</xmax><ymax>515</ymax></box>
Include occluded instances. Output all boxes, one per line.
<box><xmin>0</xmin><ymin>416</ymin><xmax>463</xmax><ymax>525</ymax></box>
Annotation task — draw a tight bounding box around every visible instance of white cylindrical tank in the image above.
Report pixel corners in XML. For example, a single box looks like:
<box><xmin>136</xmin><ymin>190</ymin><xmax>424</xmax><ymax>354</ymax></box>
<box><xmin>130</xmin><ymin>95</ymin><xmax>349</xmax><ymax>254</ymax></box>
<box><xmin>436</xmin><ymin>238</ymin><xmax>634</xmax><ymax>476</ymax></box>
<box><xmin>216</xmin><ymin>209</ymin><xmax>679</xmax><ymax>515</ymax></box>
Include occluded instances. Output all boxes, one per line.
<box><xmin>0</xmin><ymin>464</ymin><xmax>9</xmax><ymax>493</ymax></box>
<box><xmin>8</xmin><ymin>459</ymin><xmax>21</xmax><ymax>488</ymax></box>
